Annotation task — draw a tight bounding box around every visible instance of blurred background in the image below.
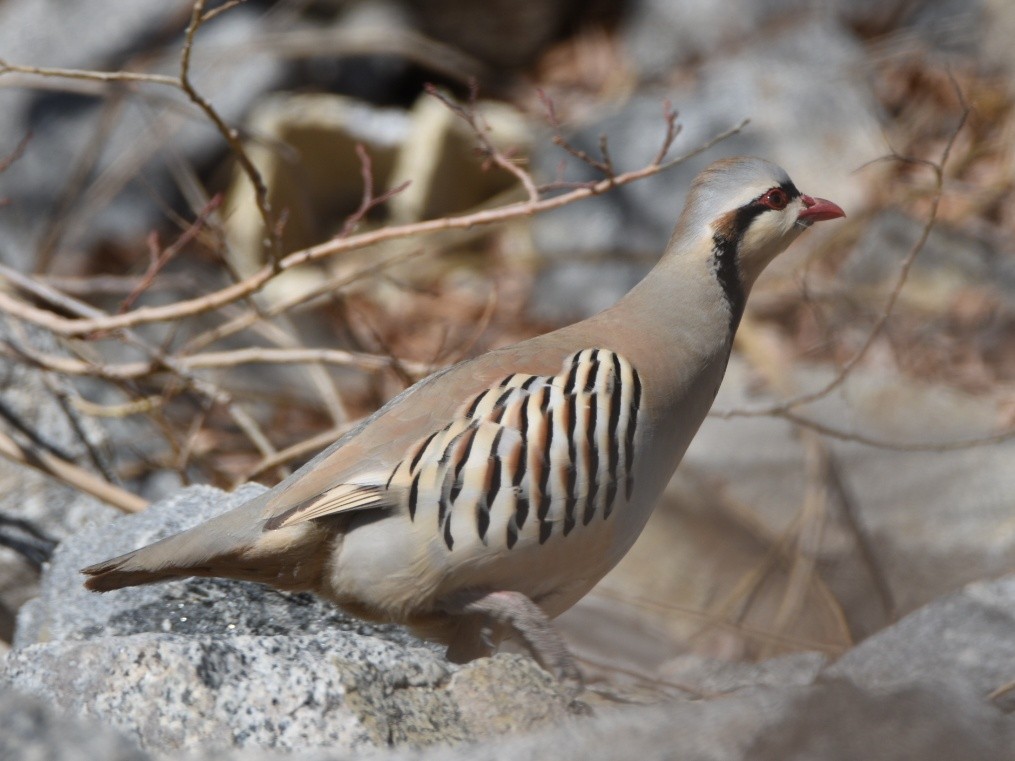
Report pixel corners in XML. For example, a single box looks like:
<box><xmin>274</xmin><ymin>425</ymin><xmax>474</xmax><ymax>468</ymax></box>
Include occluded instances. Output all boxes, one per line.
<box><xmin>0</xmin><ymin>0</ymin><xmax>1013</xmax><ymax>692</ymax></box>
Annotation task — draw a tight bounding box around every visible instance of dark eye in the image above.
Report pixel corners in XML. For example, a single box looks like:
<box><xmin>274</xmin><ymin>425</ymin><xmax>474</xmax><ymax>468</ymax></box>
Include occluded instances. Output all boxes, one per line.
<box><xmin>761</xmin><ymin>188</ymin><xmax>789</xmax><ymax>210</ymax></box>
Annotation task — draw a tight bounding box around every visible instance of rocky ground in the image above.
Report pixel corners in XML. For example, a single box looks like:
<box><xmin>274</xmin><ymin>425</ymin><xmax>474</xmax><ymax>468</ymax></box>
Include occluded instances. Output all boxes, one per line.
<box><xmin>2</xmin><ymin>0</ymin><xmax>1014</xmax><ymax>758</ymax></box>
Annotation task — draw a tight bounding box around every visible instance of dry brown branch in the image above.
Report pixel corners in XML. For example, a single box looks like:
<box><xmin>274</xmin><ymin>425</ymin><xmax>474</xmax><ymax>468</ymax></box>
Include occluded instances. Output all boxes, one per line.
<box><xmin>537</xmin><ymin>88</ymin><xmax>614</xmax><ymax>179</ymax></box>
<box><xmin>824</xmin><ymin>454</ymin><xmax>896</xmax><ymax>621</ymax></box>
<box><xmin>339</xmin><ymin>144</ymin><xmax>412</xmax><ymax>237</ymax></box>
<box><xmin>177</xmin><ymin>0</ymin><xmax>279</xmax><ymax>263</ymax></box>
<box><xmin>0</xmin><ymin>263</ymin><xmax>279</xmax><ymax>464</ymax></box>
<box><xmin>426</xmin><ymin>80</ymin><xmax>541</xmax><ymax>202</ymax></box>
<box><xmin>0</xmin><ymin>131</ymin><xmax>32</xmax><ymax>206</ymax></box>
<box><xmin>180</xmin><ymin>248</ymin><xmax>430</xmax><ymax>354</ymax></box>
<box><xmin>0</xmin><ymin>343</ymin><xmax>434</xmax><ymax>381</ymax></box>
<box><xmin>118</xmin><ymin>194</ymin><xmax>222</xmax><ymax>316</ymax></box>
<box><xmin>651</xmin><ymin>99</ymin><xmax>681</xmax><ymax>166</ymax></box>
<box><xmin>776</xmin><ymin>410</ymin><xmax>1015</xmax><ymax>451</ymax></box>
<box><xmin>0</xmin><ymin>118</ymin><xmax>749</xmax><ymax>339</ymax></box>
<box><xmin>0</xmin><ymin>425</ymin><xmax>147</xmax><ymax>513</ymax></box>
<box><xmin>594</xmin><ymin>586</ymin><xmax>847</xmax><ymax>656</ymax></box>
<box><xmin>200</xmin><ymin>0</ymin><xmax>249</xmax><ymax>25</ymax></box>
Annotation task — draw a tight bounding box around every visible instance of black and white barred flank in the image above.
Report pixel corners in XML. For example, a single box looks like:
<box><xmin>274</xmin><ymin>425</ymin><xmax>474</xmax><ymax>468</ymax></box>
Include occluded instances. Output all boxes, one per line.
<box><xmin>386</xmin><ymin>349</ymin><xmax>643</xmax><ymax>551</ymax></box>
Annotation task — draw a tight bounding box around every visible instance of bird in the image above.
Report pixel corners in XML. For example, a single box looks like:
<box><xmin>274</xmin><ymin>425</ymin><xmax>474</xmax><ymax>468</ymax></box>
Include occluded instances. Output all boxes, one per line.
<box><xmin>82</xmin><ymin>157</ymin><xmax>845</xmax><ymax>688</ymax></box>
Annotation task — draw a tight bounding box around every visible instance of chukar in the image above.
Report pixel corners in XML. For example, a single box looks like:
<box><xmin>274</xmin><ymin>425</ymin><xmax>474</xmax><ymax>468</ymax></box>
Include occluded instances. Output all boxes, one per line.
<box><xmin>83</xmin><ymin>157</ymin><xmax>844</xmax><ymax>686</ymax></box>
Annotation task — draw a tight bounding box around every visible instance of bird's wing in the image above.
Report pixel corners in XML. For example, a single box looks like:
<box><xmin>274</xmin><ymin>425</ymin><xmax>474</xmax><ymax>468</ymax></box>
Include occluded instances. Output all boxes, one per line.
<box><xmin>262</xmin><ymin>347</ymin><xmax>643</xmax><ymax>546</ymax></box>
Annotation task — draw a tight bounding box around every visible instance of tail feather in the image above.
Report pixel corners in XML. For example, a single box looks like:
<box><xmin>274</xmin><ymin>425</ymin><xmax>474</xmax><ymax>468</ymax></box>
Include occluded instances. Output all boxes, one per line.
<box><xmin>82</xmin><ymin>557</ymin><xmax>182</xmax><ymax>591</ymax></box>
<box><xmin>80</xmin><ymin>498</ymin><xmax>330</xmax><ymax>594</ymax></box>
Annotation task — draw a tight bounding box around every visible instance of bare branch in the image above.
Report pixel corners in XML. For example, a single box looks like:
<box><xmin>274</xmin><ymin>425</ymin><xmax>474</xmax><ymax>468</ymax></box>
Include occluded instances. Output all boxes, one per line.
<box><xmin>0</xmin><ymin>425</ymin><xmax>147</xmax><ymax>513</ymax></box>
<box><xmin>0</xmin><ymin>58</ymin><xmax>179</xmax><ymax>87</ymax></box>
<box><xmin>117</xmin><ymin>194</ymin><xmax>222</xmax><ymax>316</ymax></box>
<box><xmin>0</xmin><ymin>342</ymin><xmax>432</xmax><ymax>381</ymax></box>
<box><xmin>0</xmin><ymin>263</ymin><xmax>280</xmax><ymax>460</ymax></box>
<box><xmin>426</xmin><ymin>81</ymin><xmax>540</xmax><ymax>202</ymax></box>
<box><xmin>775</xmin><ymin>410</ymin><xmax>1015</xmax><ymax>452</ymax></box>
<box><xmin>177</xmin><ymin>0</ymin><xmax>280</xmax><ymax>264</ymax></box>
<box><xmin>651</xmin><ymin>99</ymin><xmax>681</xmax><ymax>166</ymax></box>
<box><xmin>339</xmin><ymin>144</ymin><xmax>412</xmax><ymax>237</ymax></box>
<box><xmin>0</xmin><ymin>131</ymin><xmax>32</xmax><ymax>174</ymax></box>
<box><xmin>0</xmin><ymin>118</ymin><xmax>749</xmax><ymax>339</ymax></box>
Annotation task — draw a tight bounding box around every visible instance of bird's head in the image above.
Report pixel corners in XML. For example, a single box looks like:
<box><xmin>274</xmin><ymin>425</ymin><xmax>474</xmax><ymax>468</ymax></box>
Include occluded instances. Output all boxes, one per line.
<box><xmin>670</xmin><ymin>156</ymin><xmax>845</xmax><ymax>326</ymax></box>
<box><xmin>685</xmin><ymin>156</ymin><xmax>845</xmax><ymax>283</ymax></box>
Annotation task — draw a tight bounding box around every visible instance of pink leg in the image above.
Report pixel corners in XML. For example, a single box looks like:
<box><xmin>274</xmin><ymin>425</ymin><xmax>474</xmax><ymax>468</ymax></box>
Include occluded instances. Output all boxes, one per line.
<box><xmin>441</xmin><ymin>589</ymin><xmax>583</xmax><ymax>691</ymax></box>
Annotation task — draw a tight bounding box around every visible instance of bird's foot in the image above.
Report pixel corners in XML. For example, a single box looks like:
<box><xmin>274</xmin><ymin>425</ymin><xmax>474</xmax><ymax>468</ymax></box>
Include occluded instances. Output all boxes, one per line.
<box><xmin>441</xmin><ymin>589</ymin><xmax>583</xmax><ymax>696</ymax></box>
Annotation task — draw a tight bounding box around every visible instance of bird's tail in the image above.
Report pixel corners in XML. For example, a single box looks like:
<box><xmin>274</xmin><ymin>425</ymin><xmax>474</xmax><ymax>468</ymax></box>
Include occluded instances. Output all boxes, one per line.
<box><xmin>81</xmin><ymin>500</ymin><xmax>327</xmax><ymax>593</ymax></box>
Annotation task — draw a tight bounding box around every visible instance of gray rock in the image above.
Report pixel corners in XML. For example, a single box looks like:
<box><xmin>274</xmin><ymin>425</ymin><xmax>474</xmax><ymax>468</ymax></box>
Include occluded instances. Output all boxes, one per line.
<box><xmin>826</xmin><ymin>575</ymin><xmax>1015</xmax><ymax>701</ymax></box>
<box><xmin>6</xmin><ymin>483</ymin><xmax>576</xmax><ymax>756</ymax></box>
<box><xmin>4</xmin><ymin>632</ymin><xmax>457</xmax><ymax>753</ymax></box>
<box><xmin>0</xmin><ymin>683</ymin><xmax>148</xmax><ymax>761</ymax></box>
<box><xmin>15</xmin><ymin>483</ymin><xmax>419</xmax><ymax>648</ymax></box>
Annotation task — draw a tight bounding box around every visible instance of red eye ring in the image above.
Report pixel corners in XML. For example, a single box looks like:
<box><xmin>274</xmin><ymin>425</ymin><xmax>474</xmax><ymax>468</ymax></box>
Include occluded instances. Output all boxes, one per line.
<box><xmin>761</xmin><ymin>188</ymin><xmax>789</xmax><ymax>210</ymax></box>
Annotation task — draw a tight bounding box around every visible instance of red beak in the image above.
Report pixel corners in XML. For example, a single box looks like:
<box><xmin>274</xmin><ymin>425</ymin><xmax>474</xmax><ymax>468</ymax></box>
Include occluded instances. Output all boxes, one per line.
<box><xmin>798</xmin><ymin>194</ymin><xmax>846</xmax><ymax>223</ymax></box>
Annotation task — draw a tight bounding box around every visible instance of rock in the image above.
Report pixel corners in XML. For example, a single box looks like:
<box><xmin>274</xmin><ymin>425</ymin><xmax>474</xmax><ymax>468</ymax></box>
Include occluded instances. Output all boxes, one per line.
<box><xmin>826</xmin><ymin>575</ymin><xmax>1015</xmax><ymax>702</ymax></box>
<box><xmin>6</xmin><ymin>483</ymin><xmax>576</xmax><ymax>756</ymax></box>
<box><xmin>5</xmin><ymin>632</ymin><xmax>457</xmax><ymax>753</ymax></box>
<box><xmin>0</xmin><ymin>683</ymin><xmax>148</xmax><ymax>761</ymax></box>
<box><xmin>404</xmin><ymin>0</ymin><xmax>587</xmax><ymax>71</ymax></box>
<box><xmin>14</xmin><ymin>483</ymin><xmax>415</xmax><ymax>648</ymax></box>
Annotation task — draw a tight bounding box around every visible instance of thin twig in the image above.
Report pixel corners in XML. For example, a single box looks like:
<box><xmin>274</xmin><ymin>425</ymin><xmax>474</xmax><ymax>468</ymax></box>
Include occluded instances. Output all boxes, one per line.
<box><xmin>0</xmin><ymin>263</ymin><xmax>279</xmax><ymax>460</ymax></box>
<box><xmin>339</xmin><ymin>144</ymin><xmax>412</xmax><ymax>237</ymax></box>
<box><xmin>0</xmin><ymin>119</ymin><xmax>749</xmax><ymax>339</ymax></box>
<box><xmin>0</xmin><ymin>425</ymin><xmax>147</xmax><ymax>513</ymax></box>
<box><xmin>117</xmin><ymin>194</ymin><xmax>222</xmax><ymax>315</ymax></box>
<box><xmin>537</xmin><ymin>89</ymin><xmax>613</xmax><ymax>177</ymax></box>
<box><xmin>0</xmin><ymin>343</ymin><xmax>433</xmax><ymax>380</ymax></box>
<box><xmin>181</xmin><ymin>248</ymin><xmax>428</xmax><ymax>355</ymax></box>
<box><xmin>176</xmin><ymin>0</ymin><xmax>280</xmax><ymax>264</ymax></box>
<box><xmin>776</xmin><ymin>410</ymin><xmax>1015</xmax><ymax>452</ymax></box>
<box><xmin>426</xmin><ymin>81</ymin><xmax>540</xmax><ymax>202</ymax></box>
<box><xmin>650</xmin><ymin>99</ymin><xmax>681</xmax><ymax>166</ymax></box>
